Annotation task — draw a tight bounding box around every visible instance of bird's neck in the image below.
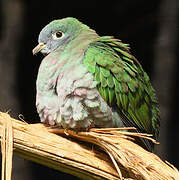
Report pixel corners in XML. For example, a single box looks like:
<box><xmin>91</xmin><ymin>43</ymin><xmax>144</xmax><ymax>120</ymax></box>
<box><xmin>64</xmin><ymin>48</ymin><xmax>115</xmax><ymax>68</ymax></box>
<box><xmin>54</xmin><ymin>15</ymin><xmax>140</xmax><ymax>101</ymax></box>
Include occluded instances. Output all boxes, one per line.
<box><xmin>38</xmin><ymin>29</ymin><xmax>99</xmax><ymax>81</ymax></box>
<box><xmin>64</xmin><ymin>29</ymin><xmax>99</xmax><ymax>54</ymax></box>
<box><xmin>49</xmin><ymin>29</ymin><xmax>99</xmax><ymax>66</ymax></box>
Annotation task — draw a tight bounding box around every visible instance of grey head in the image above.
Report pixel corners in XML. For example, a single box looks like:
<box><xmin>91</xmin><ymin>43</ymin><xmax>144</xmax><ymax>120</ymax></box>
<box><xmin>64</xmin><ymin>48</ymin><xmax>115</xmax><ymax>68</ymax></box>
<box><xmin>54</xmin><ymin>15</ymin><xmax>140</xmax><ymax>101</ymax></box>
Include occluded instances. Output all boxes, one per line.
<box><xmin>32</xmin><ymin>17</ymin><xmax>91</xmax><ymax>55</ymax></box>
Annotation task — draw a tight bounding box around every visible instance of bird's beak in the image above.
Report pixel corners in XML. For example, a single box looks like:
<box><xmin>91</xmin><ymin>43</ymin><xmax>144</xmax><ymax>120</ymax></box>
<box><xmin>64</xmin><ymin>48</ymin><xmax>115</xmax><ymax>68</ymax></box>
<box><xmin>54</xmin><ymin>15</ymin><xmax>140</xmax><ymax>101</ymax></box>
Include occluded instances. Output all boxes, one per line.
<box><xmin>32</xmin><ymin>42</ymin><xmax>46</xmax><ymax>55</ymax></box>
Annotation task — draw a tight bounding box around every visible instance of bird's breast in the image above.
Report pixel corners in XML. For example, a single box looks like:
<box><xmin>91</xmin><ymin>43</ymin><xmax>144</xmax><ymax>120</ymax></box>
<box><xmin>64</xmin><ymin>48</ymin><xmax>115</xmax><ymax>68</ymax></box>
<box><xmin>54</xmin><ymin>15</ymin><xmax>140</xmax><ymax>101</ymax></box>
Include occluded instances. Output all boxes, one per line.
<box><xmin>36</xmin><ymin>54</ymin><xmax>115</xmax><ymax>129</ymax></box>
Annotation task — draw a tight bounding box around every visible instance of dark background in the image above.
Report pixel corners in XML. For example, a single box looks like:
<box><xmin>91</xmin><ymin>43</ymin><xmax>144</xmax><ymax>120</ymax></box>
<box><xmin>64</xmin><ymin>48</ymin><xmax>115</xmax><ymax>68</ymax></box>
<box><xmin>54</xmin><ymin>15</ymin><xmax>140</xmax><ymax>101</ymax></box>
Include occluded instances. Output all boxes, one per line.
<box><xmin>0</xmin><ymin>0</ymin><xmax>178</xmax><ymax>179</ymax></box>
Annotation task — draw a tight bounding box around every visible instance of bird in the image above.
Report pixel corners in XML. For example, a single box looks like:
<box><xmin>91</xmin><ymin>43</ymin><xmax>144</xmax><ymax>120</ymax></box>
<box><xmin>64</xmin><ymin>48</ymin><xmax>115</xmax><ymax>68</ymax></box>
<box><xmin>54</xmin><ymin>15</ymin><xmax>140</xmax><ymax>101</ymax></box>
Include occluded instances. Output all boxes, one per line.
<box><xmin>33</xmin><ymin>17</ymin><xmax>160</xmax><ymax>151</ymax></box>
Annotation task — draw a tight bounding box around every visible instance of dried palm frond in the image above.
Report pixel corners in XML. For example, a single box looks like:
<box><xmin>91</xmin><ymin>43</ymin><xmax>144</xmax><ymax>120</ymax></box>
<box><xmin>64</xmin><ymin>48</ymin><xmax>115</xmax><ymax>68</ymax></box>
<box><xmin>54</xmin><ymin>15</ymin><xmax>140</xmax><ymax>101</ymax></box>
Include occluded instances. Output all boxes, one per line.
<box><xmin>0</xmin><ymin>112</ymin><xmax>178</xmax><ymax>180</ymax></box>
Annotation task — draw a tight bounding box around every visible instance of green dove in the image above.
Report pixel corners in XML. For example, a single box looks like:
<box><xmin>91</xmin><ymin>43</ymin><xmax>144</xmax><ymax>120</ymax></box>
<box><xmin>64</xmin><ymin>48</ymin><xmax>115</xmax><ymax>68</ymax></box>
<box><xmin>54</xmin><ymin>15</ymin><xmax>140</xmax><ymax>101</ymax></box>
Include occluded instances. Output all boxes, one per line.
<box><xmin>33</xmin><ymin>17</ymin><xmax>160</xmax><ymax>151</ymax></box>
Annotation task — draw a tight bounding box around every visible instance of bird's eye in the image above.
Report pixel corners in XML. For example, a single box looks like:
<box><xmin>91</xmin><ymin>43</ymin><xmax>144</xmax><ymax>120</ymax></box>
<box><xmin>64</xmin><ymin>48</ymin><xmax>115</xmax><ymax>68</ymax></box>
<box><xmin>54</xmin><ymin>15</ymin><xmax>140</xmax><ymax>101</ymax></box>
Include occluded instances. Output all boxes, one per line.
<box><xmin>52</xmin><ymin>31</ymin><xmax>64</xmax><ymax>39</ymax></box>
<box><xmin>56</xmin><ymin>31</ymin><xmax>63</xmax><ymax>38</ymax></box>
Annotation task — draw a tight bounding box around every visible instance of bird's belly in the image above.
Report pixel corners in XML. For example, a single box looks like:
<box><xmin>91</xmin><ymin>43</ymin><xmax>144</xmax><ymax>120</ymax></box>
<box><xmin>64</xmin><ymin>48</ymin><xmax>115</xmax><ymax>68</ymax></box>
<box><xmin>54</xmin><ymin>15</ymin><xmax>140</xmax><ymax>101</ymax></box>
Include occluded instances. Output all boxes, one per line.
<box><xmin>57</xmin><ymin>70</ymin><xmax>115</xmax><ymax>129</ymax></box>
<box><xmin>36</xmin><ymin>64</ymin><xmax>116</xmax><ymax>130</ymax></box>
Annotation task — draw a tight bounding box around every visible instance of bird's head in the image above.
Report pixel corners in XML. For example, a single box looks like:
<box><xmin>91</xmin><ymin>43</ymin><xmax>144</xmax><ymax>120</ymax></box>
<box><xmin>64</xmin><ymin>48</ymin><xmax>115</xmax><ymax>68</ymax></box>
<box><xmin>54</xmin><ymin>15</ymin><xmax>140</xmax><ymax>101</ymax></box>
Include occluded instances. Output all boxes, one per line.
<box><xmin>32</xmin><ymin>17</ymin><xmax>92</xmax><ymax>55</ymax></box>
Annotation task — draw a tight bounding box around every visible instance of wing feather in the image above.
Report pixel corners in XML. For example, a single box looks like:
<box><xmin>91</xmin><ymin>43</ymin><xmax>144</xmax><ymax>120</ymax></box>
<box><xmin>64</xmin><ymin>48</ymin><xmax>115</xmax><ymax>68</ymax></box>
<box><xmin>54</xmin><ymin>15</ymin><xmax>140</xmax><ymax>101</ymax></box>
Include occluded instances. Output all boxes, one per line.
<box><xmin>83</xmin><ymin>36</ymin><xmax>160</xmax><ymax>139</ymax></box>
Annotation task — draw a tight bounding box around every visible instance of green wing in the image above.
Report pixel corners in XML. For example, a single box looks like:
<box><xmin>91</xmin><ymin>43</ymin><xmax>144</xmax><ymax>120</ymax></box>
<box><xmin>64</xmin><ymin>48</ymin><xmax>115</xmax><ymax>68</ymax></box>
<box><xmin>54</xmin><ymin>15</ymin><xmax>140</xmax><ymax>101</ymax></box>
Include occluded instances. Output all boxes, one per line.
<box><xmin>83</xmin><ymin>36</ymin><xmax>160</xmax><ymax>139</ymax></box>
